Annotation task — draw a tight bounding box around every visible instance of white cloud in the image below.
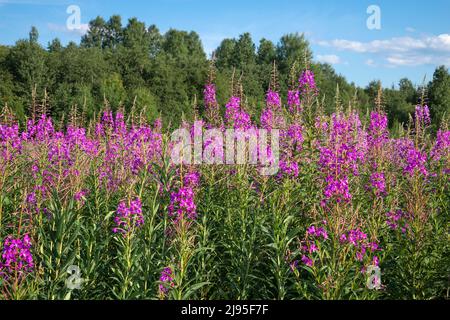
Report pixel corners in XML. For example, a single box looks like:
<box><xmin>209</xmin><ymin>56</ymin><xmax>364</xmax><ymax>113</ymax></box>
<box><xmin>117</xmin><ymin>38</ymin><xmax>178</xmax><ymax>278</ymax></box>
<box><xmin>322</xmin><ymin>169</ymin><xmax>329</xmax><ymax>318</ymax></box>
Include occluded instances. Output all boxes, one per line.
<box><xmin>319</xmin><ymin>36</ymin><xmax>431</xmax><ymax>53</ymax></box>
<box><xmin>47</xmin><ymin>23</ymin><xmax>89</xmax><ymax>36</ymax></box>
<box><xmin>406</xmin><ymin>27</ymin><xmax>416</xmax><ymax>33</ymax></box>
<box><xmin>386</xmin><ymin>56</ymin><xmax>416</xmax><ymax>66</ymax></box>
<box><xmin>317</xmin><ymin>34</ymin><xmax>450</xmax><ymax>67</ymax></box>
<box><xmin>316</xmin><ymin>54</ymin><xmax>342</xmax><ymax>64</ymax></box>
<box><xmin>366</xmin><ymin>59</ymin><xmax>376</xmax><ymax>67</ymax></box>
<box><xmin>428</xmin><ymin>34</ymin><xmax>450</xmax><ymax>51</ymax></box>
<box><xmin>386</xmin><ymin>54</ymin><xmax>450</xmax><ymax>67</ymax></box>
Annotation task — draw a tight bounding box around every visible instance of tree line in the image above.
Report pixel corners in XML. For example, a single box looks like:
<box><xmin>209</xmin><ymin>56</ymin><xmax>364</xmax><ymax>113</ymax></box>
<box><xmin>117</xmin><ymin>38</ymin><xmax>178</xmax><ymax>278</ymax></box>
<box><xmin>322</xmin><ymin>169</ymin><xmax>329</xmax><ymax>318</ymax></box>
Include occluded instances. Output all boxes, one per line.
<box><xmin>0</xmin><ymin>15</ymin><xmax>448</xmax><ymax>129</ymax></box>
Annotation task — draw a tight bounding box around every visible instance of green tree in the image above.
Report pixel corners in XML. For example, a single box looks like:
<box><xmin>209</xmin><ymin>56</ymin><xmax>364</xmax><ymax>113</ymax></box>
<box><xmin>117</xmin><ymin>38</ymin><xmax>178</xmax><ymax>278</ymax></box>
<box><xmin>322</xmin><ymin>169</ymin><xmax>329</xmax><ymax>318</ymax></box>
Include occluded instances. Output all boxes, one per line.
<box><xmin>148</xmin><ymin>29</ymin><xmax>207</xmax><ymax>126</ymax></box>
<box><xmin>215</xmin><ymin>38</ymin><xmax>237</xmax><ymax>69</ymax></box>
<box><xmin>100</xmin><ymin>73</ymin><xmax>126</xmax><ymax>110</ymax></box>
<box><xmin>0</xmin><ymin>45</ymin><xmax>20</xmax><ymax>115</ymax></box>
<box><xmin>48</xmin><ymin>38</ymin><xmax>63</xmax><ymax>53</ymax></box>
<box><xmin>104</xmin><ymin>15</ymin><xmax>123</xmax><ymax>49</ymax></box>
<box><xmin>399</xmin><ymin>78</ymin><xmax>417</xmax><ymax>105</ymax></box>
<box><xmin>116</xmin><ymin>17</ymin><xmax>151</xmax><ymax>88</ymax></box>
<box><xmin>428</xmin><ymin>66</ymin><xmax>450</xmax><ymax>127</ymax></box>
<box><xmin>129</xmin><ymin>87</ymin><xmax>159</xmax><ymax>122</ymax></box>
<box><xmin>257</xmin><ymin>38</ymin><xmax>277</xmax><ymax>94</ymax></box>
<box><xmin>277</xmin><ymin>33</ymin><xmax>312</xmax><ymax>76</ymax></box>
<box><xmin>257</xmin><ymin>39</ymin><xmax>277</xmax><ymax>65</ymax></box>
<box><xmin>7</xmin><ymin>27</ymin><xmax>48</xmax><ymax>104</ymax></box>
<box><xmin>147</xmin><ymin>24</ymin><xmax>163</xmax><ymax>58</ymax></box>
<box><xmin>81</xmin><ymin>16</ymin><xmax>107</xmax><ymax>48</ymax></box>
<box><xmin>29</xmin><ymin>26</ymin><xmax>39</xmax><ymax>44</ymax></box>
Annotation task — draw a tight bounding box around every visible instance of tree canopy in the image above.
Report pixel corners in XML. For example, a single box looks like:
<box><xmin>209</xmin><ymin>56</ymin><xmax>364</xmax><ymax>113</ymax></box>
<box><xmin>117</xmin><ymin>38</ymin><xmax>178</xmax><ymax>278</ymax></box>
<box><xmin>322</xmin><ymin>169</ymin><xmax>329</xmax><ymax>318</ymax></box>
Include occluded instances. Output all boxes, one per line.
<box><xmin>0</xmin><ymin>15</ymin><xmax>448</xmax><ymax>130</ymax></box>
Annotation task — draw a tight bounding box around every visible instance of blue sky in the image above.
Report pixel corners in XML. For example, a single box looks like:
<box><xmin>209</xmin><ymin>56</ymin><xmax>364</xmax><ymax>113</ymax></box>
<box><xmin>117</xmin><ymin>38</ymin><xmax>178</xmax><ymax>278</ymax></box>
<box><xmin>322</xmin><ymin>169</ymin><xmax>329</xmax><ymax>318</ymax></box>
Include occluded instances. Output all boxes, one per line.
<box><xmin>0</xmin><ymin>0</ymin><xmax>449</xmax><ymax>87</ymax></box>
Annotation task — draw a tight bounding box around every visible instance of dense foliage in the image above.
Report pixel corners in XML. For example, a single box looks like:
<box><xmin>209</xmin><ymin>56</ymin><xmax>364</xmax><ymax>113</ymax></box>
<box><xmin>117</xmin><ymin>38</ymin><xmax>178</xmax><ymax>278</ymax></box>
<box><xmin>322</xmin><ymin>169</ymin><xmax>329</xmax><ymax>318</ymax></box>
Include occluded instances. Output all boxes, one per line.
<box><xmin>0</xmin><ymin>66</ymin><xmax>448</xmax><ymax>300</ymax></box>
<box><xmin>0</xmin><ymin>16</ymin><xmax>449</xmax><ymax>131</ymax></box>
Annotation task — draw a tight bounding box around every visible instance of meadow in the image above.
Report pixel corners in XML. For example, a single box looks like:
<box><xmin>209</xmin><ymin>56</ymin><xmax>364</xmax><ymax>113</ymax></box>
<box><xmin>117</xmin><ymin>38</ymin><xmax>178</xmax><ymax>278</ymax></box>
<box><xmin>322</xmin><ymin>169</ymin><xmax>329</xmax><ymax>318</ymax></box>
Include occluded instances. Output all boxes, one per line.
<box><xmin>0</xmin><ymin>68</ymin><xmax>448</xmax><ymax>300</ymax></box>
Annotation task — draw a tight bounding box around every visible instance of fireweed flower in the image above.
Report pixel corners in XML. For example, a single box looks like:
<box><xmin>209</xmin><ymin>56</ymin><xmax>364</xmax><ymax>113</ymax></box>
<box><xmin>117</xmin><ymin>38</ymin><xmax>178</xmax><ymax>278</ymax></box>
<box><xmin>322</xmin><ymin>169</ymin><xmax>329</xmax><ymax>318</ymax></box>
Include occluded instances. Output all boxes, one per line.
<box><xmin>260</xmin><ymin>108</ymin><xmax>274</xmax><ymax>130</ymax></box>
<box><xmin>66</xmin><ymin>126</ymin><xmax>99</xmax><ymax>156</ymax></box>
<box><xmin>183</xmin><ymin>171</ymin><xmax>200</xmax><ymax>189</ymax></box>
<box><xmin>204</xmin><ymin>83</ymin><xmax>217</xmax><ymax>107</ymax></box>
<box><xmin>372</xmin><ymin>256</ymin><xmax>380</xmax><ymax>267</ymax></box>
<box><xmin>368</xmin><ymin>172</ymin><xmax>386</xmax><ymax>197</ymax></box>
<box><xmin>114</xmin><ymin>112</ymin><xmax>127</xmax><ymax>136</ymax></box>
<box><xmin>367</xmin><ymin>112</ymin><xmax>388</xmax><ymax>148</ymax></box>
<box><xmin>260</xmin><ymin>109</ymin><xmax>285</xmax><ymax>130</ymax></box>
<box><xmin>340</xmin><ymin>229</ymin><xmax>367</xmax><ymax>246</ymax></box>
<box><xmin>286</xmin><ymin>124</ymin><xmax>304</xmax><ymax>150</ymax></box>
<box><xmin>277</xmin><ymin>122</ymin><xmax>303</xmax><ymax>179</ymax></box>
<box><xmin>126</xmin><ymin>126</ymin><xmax>163</xmax><ymax>174</ymax></box>
<box><xmin>306</xmin><ymin>225</ymin><xmax>329</xmax><ymax>240</ymax></box>
<box><xmin>97</xmin><ymin>110</ymin><xmax>128</xmax><ymax>137</ymax></box>
<box><xmin>225</xmin><ymin>96</ymin><xmax>252</xmax><ymax>130</ymax></box>
<box><xmin>299</xmin><ymin>69</ymin><xmax>318</xmax><ymax>96</ymax></box>
<box><xmin>234</xmin><ymin>111</ymin><xmax>252</xmax><ymax>130</ymax></box>
<box><xmin>97</xmin><ymin>120</ymin><xmax>163</xmax><ymax>190</ymax></box>
<box><xmin>256</xmin><ymin>143</ymin><xmax>277</xmax><ymax>170</ymax></box>
<box><xmin>168</xmin><ymin>187</ymin><xmax>197</xmax><ymax>223</ymax></box>
<box><xmin>322</xmin><ymin>175</ymin><xmax>352</xmax><ymax>205</ymax></box>
<box><xmin>261</xmin><ymin>90</ymin><xmax>285</xmax><ymax>130</ymax></box>
<box><xmin>318</xmin><ymin>112</ymin><xmax>367</xmax><ymax>207</ymax></box>
<box><xmin>301</xmin><ymin>255</ymin><xmax>313</xmax><ymax>267</ymax></box>
<box><xmin>415</xmin><ymin>105</ymin><xmax>431</xmax><ymax>126</ymax></box>
<box><xmin>101</xmin><ymin>110</ymin><xmax>114</xmax><ymax>129</ymax></box>
<box><xmin>0</xmin><ymin>123</ymin><xmax>22</xmax><ymax>162</ymax></box>
<box><xmin>188</xmin><ymin>119</ymin><xmax>204</xmax><ymax>140</ymax></box>
<box><xmin>0</xmin><ymin>234</ymin><xmax>34</xmax><ymax>279</ymax></box>
<box><xmin>22</xmin><ymin>114</ymin><xmax>55</xmax><ymax>142</ymax></box>
<box><xmin>31</xmin><ymin>163</ymin><xmax>40</xmax><ymax>178</ymax></box>
<box><xmin>26</xmin><ymin>192</ymin><xmax>37</xmax><ymax>205</ymax></box>
<box><xmin>287</xmin><ymin>89</ymin><xmax>301</xmax><ymax>114</ymax></box>
<box><xmin>95</xmin><ymin>122</ymin><xmax>104</xmax><ymax>137</ymax></box>
<box><xmin>315</xmin><ymin>116</ymin><xmax>328</xmax><ymax>132</ymax></box>
<box><xmin>25</xmin><ymin>191</ymin><xmax>41</xmax><ymax>215</ymax></box>
<box><xmin>386</xmin><ymin>210</ymin><xmax>412</xmax><ymax>233</ymax></box>
<box><xmin>203</xmin><ymin>133</ymin><xmax>225</xmax><ymax>162</ymax></box>
<box><xmin>404</xmin><ymin>147</ymin><xmax>428</xmax><ymax>177</ymax></box>
<box><xmin>74</xmin><ymin>189</ymin><xmax>89</xmax><ymax>205</ymax></box>
<box><xmin>340</xmin><ymin>229</ymin><xmax>381</xmax><ymax>263</ymax></box>
<box><xmin>203</xmin><ymin>83</ymin><xmax>221</xmax><ymax>125</ymax></box>
<box><xmin>158</xmin><ymin>267</ymin><xmax>175</xmax><ymax>297</ymax></box>
<box><xmin>113</xmin><ymin>198</ymin><xmax>144</xmax><ymax>235</ymax></box>
<box><xmin>293</xmin><ymin>223</ymin><xmax>329</xmax><ymax>268</ymax></box>
<box><xmin>48</xmin><ymin>135</ymin><xmax>74</xmax><ymax>167</ymax></box>
<box><xmin>266</xmin><ymin>90</ymin><xmax>281</xmax><ymax>109</ymax></box>
<box><xmin>278</xmin><ymin>160</ymin><xmax>299</xmax><ymax>178</ymax></box>
<box><xmin>225</xmin><ymin>96</ymin><xmax>241</xmax><ymax>126</ymax></box>
<box><xmin>431</xmin><ymin>130</ymin><xmax>450</xmax><ymax>162</ymax></box>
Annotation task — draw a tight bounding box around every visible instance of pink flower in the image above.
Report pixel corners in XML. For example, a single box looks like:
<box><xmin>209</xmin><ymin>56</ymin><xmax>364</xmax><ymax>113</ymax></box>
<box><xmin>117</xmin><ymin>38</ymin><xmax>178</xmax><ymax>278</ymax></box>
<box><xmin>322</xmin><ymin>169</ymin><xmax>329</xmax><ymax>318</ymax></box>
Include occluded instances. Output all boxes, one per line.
<box><xmin>369</xmin><ymin>172</ymin><xmax>386</xmax><ymax>197</ymax></box>
<box><xmin>0</xmin><ymin>234</ymin><xmax>34</xmax><ymax>279</ymax></box>
<box><xmin>168</xmin><ymin>187</ymin><xmax>197</xmax><ymax>223</ymax></box>
<box><xmin>266</xmin><ymin>90</ymin><xmax>281</xmax><ymax>109</ymax></box>
<box><xmin>225</xmin><ymin>96</ymin><xmax>252</xmax><ymax>129</ymax></box>
<box><xmin>301</xmin><ymin>255</ymin><xmax>313</xmax><ymax>267</ymax></box>
<box><xmin>287</xmin><ymin>90</ymin><xmax>301</xmax><ymax>113</ymax></box>
<box><xmin>415</xmin><ymin>105</ymin><xmax>431</xmax><ymax>126</ymax></box>
<box><xmin>299</xmin><ymin>70</ymin><xmax>318</xmax><ymax>96</ymax></box>
<box><xmin>368</xmin><ymin>112</ymin><xmax>388</xmax><ymax>148</ymax></box>
<box><xmin>158</xmin><ymin>267</ymin><xmax>175</xmax><ymax>297</ymax></box>
<box><xmin>113</xmin><ymin>198</ymin><xmax>144</xmax><ymax>235</ymax></box>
